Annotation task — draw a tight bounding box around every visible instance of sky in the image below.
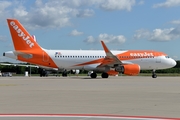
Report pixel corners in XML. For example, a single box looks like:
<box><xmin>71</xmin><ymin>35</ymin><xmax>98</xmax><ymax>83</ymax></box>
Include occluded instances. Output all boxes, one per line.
<box><xmin>0</xmin><ymin>0</ymin><xmax>180</xmax><ymax>63</ymax></box>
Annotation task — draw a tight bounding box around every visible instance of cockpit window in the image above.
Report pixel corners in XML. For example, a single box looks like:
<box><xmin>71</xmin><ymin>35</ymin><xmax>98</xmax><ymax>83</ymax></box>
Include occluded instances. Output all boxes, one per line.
<box><xmin>165</xmin><ymin>56</ymin><xmax>170</xmax><ymax>58</ymax></box>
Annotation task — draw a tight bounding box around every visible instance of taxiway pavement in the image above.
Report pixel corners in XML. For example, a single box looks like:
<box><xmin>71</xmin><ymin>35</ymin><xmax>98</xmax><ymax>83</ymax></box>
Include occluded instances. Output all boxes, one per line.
<box><xmin>0</xmin><ymin>76</ymin><xmax>180</xmax><ymax>118</ymax></box>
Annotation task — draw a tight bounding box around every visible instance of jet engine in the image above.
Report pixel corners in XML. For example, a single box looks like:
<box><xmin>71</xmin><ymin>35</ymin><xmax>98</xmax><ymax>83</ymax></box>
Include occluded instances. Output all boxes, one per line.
<box><xmin>115</xmin><ymin>64</ymin><xmax>140</xmax><ymax>76</ymax></box>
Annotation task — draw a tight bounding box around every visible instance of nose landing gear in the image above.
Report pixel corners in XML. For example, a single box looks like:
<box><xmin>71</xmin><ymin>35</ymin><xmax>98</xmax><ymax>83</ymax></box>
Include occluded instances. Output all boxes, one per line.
<box><xmin>152</xmin><ymin>69</ymin><xmax>157</xmax><ymax>78</ymax></box>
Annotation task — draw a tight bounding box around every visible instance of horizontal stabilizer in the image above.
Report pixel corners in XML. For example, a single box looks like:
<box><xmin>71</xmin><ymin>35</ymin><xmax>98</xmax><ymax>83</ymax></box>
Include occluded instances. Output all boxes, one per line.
<box><xmin>13</xmin><ymin>51</ymin><xmax>33</xmax><ymax>59</ymax></box>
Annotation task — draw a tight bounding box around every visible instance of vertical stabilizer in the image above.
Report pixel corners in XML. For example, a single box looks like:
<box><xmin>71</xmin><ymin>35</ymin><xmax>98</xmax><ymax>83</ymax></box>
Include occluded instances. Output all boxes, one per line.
<box><xmin>6</xmin><ymin>19</ymin><xmax>58</xmax><ymax>68</ymax></box>
<box><xmin>7</xmin><ymin>19</ymin><xmax>41</xmax><ymax>50</ymax></box>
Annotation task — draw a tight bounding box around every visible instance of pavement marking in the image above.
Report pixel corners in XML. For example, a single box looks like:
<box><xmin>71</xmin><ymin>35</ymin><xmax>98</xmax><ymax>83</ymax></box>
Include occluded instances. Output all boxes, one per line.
<box><xmin>0</xmin><ymin>114</ymin><xmax>179</xmax><ymax>120</ymax></box>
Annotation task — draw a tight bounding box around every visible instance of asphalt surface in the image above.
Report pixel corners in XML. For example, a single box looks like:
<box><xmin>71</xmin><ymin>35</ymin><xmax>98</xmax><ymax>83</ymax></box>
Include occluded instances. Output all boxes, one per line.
<box><xmin>0</xmin><ymin>76</ymin><xmax>180</xmax><ymax>119</ymax></box>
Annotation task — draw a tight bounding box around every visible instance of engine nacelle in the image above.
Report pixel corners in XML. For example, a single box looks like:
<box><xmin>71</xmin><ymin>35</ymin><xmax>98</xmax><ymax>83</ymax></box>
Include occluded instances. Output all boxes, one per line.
<box><xmin>115</xmin><ymin>64</ymin><xmax>140</xmax><ymax>76</ymax></box>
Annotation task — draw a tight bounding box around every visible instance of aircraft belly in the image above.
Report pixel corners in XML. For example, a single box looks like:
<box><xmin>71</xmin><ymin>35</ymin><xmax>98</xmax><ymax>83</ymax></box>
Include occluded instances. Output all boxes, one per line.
<box><xmin>129</xmin><ymin>59</ymin><xmax>155</xmax><ymax>70</ymax></box>
<box><xmin>54</xmin><ymin>59</ymin><xmax>86</xmax><ymax>70</ymax></box>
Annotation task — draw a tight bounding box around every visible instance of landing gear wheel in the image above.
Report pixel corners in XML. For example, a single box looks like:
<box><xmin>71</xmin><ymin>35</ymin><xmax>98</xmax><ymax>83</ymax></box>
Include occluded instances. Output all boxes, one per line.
<box><xmin>101</xmin><ymin>72</ymin><xmax>109</xmax><ymax>78</ymax></box>
<box><xmin>62</xmin><ymin>70</ymin><xmax>67</xmax><ymax>77</ymax></box>
<box><xmin>152</xmin><ymin>69</ymin><xmax>157</xmax><ymax>78</ymax></box>
<box><xmin>90</xmin><ymin>73</ymin><xmax>97</xmax><ymax>78</ymax></box>
<box><xmin>152</xmin><ymin>74</ymin><xmax>157</xmax><ymax>78</ymax></box>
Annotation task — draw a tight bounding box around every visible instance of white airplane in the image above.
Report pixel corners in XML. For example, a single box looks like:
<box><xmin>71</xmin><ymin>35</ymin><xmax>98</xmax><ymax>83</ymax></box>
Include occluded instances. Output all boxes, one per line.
<box><xmin>3</xmin><ymin>19</ymin><xmax>176</xmax><ymax>78</ymax></box>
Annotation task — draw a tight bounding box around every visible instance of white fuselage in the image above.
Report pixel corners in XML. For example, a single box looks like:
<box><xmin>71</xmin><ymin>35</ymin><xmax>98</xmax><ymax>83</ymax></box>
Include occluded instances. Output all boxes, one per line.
<box><xmin>44</xmin><ymin>49</ymin><xmax>176</xmax><ymax>71</ymax></box>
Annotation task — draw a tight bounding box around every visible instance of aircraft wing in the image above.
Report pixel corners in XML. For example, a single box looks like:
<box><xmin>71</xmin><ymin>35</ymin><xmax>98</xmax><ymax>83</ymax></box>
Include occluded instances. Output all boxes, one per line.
<box><xmin>97</xmin><ymin>41</ymin><xmax>123</xmax><ymax>67</ymax></box>
<box><xmin>74</xmin><ymin>41</ymin><xmax>132</xmax><ymax>68</ymax></box>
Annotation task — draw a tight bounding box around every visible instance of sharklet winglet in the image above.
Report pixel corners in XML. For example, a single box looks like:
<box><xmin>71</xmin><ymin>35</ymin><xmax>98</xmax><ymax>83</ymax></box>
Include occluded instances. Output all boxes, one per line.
<box><xmin>101</xmin><ymin>40</ymin><xmax>122</xmax><ymax>65</ymax></box>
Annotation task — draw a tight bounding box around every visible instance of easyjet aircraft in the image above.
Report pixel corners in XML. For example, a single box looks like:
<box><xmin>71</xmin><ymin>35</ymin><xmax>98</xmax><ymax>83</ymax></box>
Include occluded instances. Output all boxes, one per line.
<box><xmin>3</xmin><ymin>19</ymin><xmax>176</xmax><ymax>78</ymax></box>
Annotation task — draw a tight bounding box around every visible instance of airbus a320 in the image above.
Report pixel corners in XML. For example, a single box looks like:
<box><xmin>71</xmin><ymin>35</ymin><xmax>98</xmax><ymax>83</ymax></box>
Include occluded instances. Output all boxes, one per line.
<box><xmin>3</xmin><ymin>19</ymin><xmax>176</xmax><ymax>78</ymax></box>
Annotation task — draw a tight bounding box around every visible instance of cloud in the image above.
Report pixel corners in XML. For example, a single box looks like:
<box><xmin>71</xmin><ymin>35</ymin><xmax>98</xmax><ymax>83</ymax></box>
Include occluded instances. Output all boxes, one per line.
<box><xmin>1</xmin><ymin>0</ymin><xmax>88</xmax><ymax>30</ymax></box>
<box><xmin>138</xmin><ymin>0</ymin><xmax>144</xmax><ymax>5</ymax></box>
<box><xmin>19</xmin><ymin>0</ymin><xmax>73</xmax><ymax>30</ymax></box>
<box><xmin>153</xmin><ymin>0</ymin><xmax>180</xmax><ymax>8</ymax></box>
<box><xmin>134</xmin><ymin>27</ymin><xmax>180</xmax><ymax>41</ymax></box>
<box><xmin>170</xmin><ymin>20</ymin><xmax>180</xmax><ymax>25</ymax></box>
<box><xmin>70</xmin><ymin>29</ymin><xmax>83</xmax><ymax>36</ymax></box>
<box><xmin>0</xmin><ymin>1</ymin><xmax>11</xmax><ymax>10</ymax></box>
<box><xmin>99</xmin><ymin>0</ymin><xmax>135</xmax><ymax>11</ymax></box>
<box><xmin>170</xmin><ymin>26</ymin><xmax>180</xmax><ymax>35</ymax></box>
<box><xmin>76</xmin><ymin>9</ymin><xmax>94</xmax><ymax>17</ymax></box>
<box><xmin>84</xmin><ymin>36</ymin><xmax>96</xmax><ymax>44</ymax></box>
<box><xmin>0</xmin><ymin>0</ymin><xmax>136</xmax><ymax>30</ymax></box>
<box><xmin>84</xmin><ymin>33</ymin><xmax>126</xmax><ymax>44</ymax></box>
<box><xmin>133</xmin><ymin>29</ymin><xmax>150</xmax><ymax>40</ymax></box>
<box><xmin>150</xmin><ymin>28</ymin><xmax>175</xmax><ymax>41</ymax></box>
<box><xmin>0</xmin><ymin>1</ymin><xmax>12</xmax><ymax>20</ymax></box>
<box><xmin>63</xmin><ymin>0</ymin><xmax>136</xmax><ymax>11</ymax></box>
<box><xmin>0</xmin><ymin>35</ymin><xmax>7</xmax><ymax>42</ymax></box>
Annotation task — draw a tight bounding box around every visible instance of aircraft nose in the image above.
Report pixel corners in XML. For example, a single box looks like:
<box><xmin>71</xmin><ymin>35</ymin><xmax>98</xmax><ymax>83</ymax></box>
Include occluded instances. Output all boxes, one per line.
<box><xmin>171</xmin><ymin>59</ymin><xmax>176</xmax><ymax>67</ymax></box>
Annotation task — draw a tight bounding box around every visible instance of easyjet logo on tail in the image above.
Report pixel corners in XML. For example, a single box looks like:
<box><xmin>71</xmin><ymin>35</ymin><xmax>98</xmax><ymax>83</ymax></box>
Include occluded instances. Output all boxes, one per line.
<box><xmin>10</xmin><ymin>21</ymin><xmax>34</xmax><ymax>48</ymax></box>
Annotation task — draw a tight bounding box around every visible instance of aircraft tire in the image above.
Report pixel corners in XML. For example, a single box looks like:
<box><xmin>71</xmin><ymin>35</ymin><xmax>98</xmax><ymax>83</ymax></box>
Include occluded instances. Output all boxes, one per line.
<box><xmin>62</xmin><ymin>71</ymin><xmax>67</xmax><ymax>77</ymax></box>
<box><xmin>101</xmin><ymin>72</ymin><xmax>109</xmax><ymax>78</ymax></box>
<box><xmin>90</xmin><ymin>73</ymin><xmax>97</xmax><ymax>78</ymax></box>
<box><xmin>152</xmin><ymin>74</ymin><xmax>157</xmax><ymax>78</ymax></box>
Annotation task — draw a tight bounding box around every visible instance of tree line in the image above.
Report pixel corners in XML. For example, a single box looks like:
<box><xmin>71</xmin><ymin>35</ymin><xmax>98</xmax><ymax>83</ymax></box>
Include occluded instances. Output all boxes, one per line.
<box><xmin>0</xmin><ymin>63</ymin><xmax>39</xmax><ymax>74</ymax></box>
<box><xmin>0</xmin><ymin>61</ymin><xmax>180</xmax><ymax>74</ymax></box>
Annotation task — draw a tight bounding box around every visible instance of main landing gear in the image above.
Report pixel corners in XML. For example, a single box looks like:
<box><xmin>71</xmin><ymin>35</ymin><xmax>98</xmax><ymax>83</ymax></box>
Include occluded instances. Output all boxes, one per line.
<box><xmin>152</xmin><ymin>69</ymin><xmax>157</xmax><ymax>78</ymax></box>
<box><xmin>101</xmin><ymin>72</ymin><xmax>109</xmax><ymax>78</ymax></box>
<box><xmin>90</xmin><ymin>72</ymin><xmax>109</xmax><ymax>78</ymax></box>
<box><xmin>62</xmin><ymin>70</ymin><xmax>68</xmax><ymax>77</ymax></box>
<box><xmin>90</xmin><ymin>72</ymin><xmax>97</xmax><ymax>78</ymax></box>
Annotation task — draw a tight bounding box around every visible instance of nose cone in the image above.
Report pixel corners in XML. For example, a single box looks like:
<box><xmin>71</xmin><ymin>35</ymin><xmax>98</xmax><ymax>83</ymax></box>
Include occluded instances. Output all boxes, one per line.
<box><xmin>160</xmin><ymin>57</ymin><xmax>176</xmax><ymax>69</ymax></box>
<box><xmin>171</xmin><ymin>59</ymin><xmax>176</xmax><ymax>67</ymax></box>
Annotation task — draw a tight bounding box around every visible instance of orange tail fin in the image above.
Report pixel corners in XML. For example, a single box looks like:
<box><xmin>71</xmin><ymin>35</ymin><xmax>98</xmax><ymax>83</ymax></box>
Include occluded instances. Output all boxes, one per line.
<box><xmin>7</xmin><ymin>19</ymin><xmax>41</xmax><ymax>50</ymax></box>
<box><xmin>6</xmin><ymin>19</ymin><xmax>58</xmax><ymax>68</ymax></box>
